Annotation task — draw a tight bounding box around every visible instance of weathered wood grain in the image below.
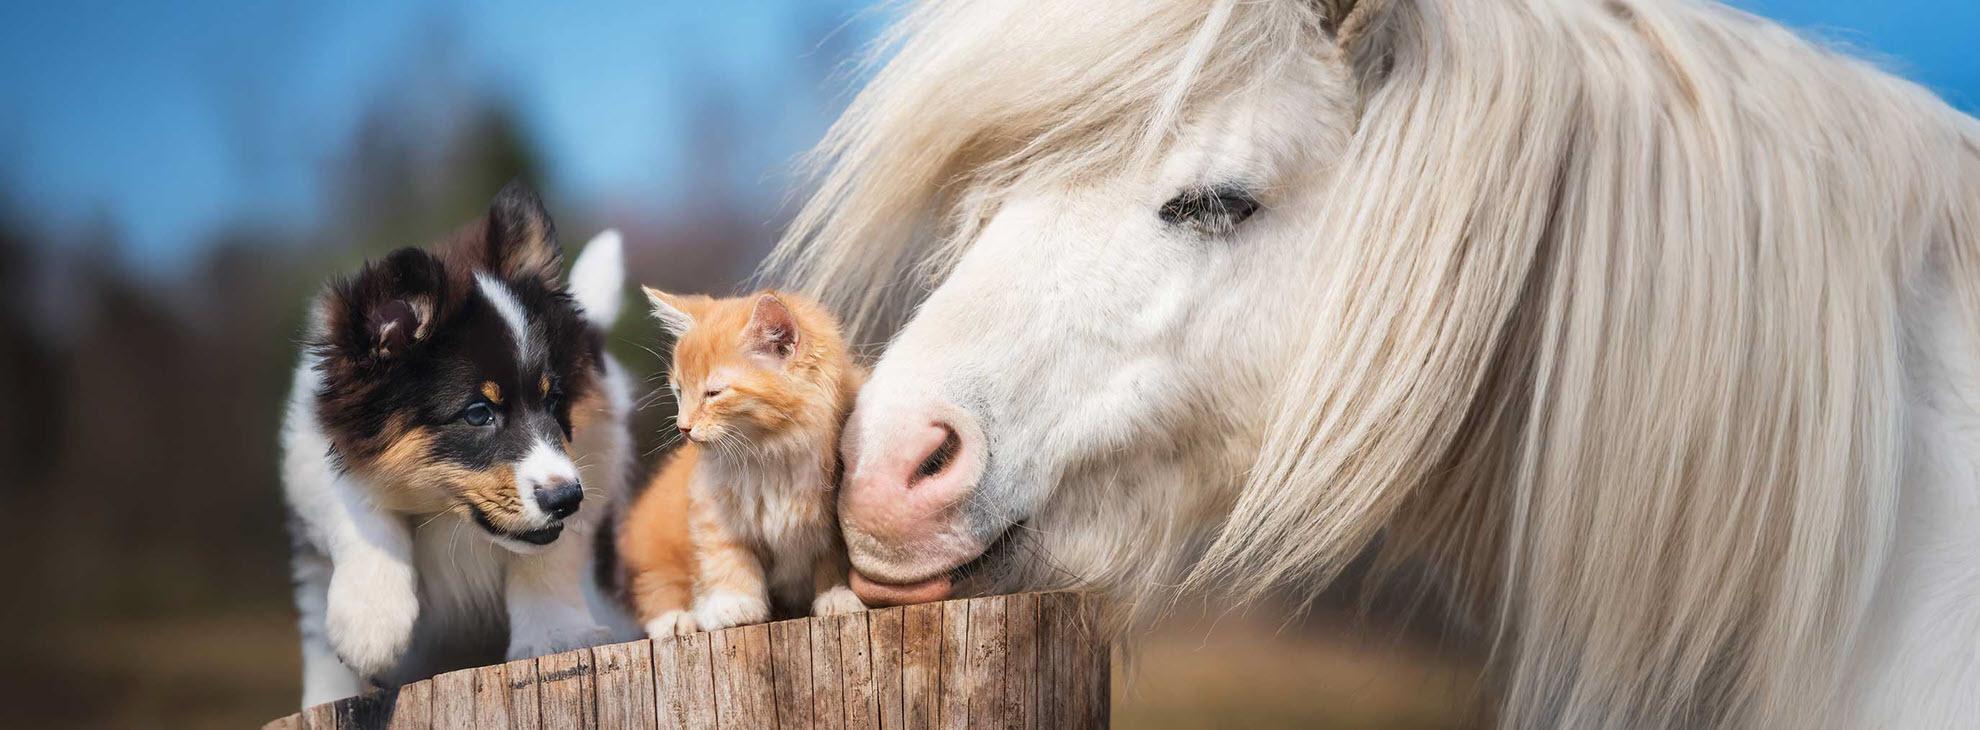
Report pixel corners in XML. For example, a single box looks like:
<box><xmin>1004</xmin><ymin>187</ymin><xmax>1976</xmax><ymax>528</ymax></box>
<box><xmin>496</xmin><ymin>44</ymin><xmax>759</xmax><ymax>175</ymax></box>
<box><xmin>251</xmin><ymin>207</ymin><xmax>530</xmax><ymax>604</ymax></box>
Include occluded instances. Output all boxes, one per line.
<box><xmin>867</xmin><ymin>607</ymin><xmax>906</xmax><ymax>730</ymax></box>
<box><xmin>267</xmin><ymin>592</ymin><xmax>1108</xmax><ymax>730</ymax></box>
<box><xmin>593</xmin><ymin>639</ymin><xmax>656</xmax><ymax>730</ymax></box>
<box><xmin>768</xmin><ymin>618</ymin><xmax>814</xmax><ymax>729</ymax></box>
<box><xmin>472</xmin><ymin>662</ymin><xmax>511</xmax><ymax>728</ymax></box>
<box><xmin>505</xmin><ymin>657</ymin><xmax>542</xmax><ymax>727</ymax></box>
<box><xmin>1035</xmin><ymin>592</ymin><xmax>1070</xmax><ymax>728</ymax></box>
<box><xmin>899</xmin><ymin>603</ymin><xmax>942</xmax><ymax>730</ymax></box>
<box><xmin>937</xmin><ymin>598</ymin><xmax>971</xmax><ymax>729</ymax></box>
<box><xmin>711</xmin><ymin>623</ymin><xmax>776</xmax><ymax>729</ymax></box>
<box><xmin>538</xmin><ymin>648</ymin><xmax>597</xmax><ymax>729</ymax></box>
<box><xmin>809</xmin><ymin>614</ymin><xmax>847</xmax><ymax>730</ymax></box>
<box><xmin>430</xmin><ymin>669</ymin><xmax>475</xmax><ymax>728</ymax></box>
<box><xmin>301</xmin><ymin>700</ymin><xmax>335</xmax><ymax>729</ymax></box>
<box><xmin>651</xmin><ymin>635</ymin><xmax>687</xmax><ymax>730</ymax></box>
<box><xmin>1001</xmin><ymin>592</ymin><xmax>1039</xmax><ymax>730</ymax></box>
<box><xmin>837</xmin><ymin>611</ymin><xmax>879</xmax><ymax>730</ymax></box>
<box><xmin>1039</xmin><ymin>592</ymin><xmax>1107</xmax><ymax>730</ymax></box>
<box><xmin>672</xmin><ymin>631</ymin><xmax>720</xmax><ymax>729</ymax></box>
<box><xmin>331</xmin><ymin>692</ymin><xmax>390</xmax><ymax>729</ymax></box>
<box><xmin>1078</xmin><ymin>595</ymin><xmax>1109</xmax><ymax>730</ymax></box>
<box><xmin>387</xmin><ymin>679</ymin><xmax>433</xmax><ymax>729</ymax></box>
<box><xmin>965</xmin><ymin>594</ymin><xmax>1008</xmax><ymax>727</ymax></box>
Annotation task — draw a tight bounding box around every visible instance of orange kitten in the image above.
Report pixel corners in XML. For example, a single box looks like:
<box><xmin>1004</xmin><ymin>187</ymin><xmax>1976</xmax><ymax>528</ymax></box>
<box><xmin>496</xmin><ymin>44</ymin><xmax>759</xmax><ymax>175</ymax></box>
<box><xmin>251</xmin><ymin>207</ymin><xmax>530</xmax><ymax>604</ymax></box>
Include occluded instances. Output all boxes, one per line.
<box><xmin>619</xmin><ymin>289</ymin><xmax>866</xmax><ymax>636</ymax></box>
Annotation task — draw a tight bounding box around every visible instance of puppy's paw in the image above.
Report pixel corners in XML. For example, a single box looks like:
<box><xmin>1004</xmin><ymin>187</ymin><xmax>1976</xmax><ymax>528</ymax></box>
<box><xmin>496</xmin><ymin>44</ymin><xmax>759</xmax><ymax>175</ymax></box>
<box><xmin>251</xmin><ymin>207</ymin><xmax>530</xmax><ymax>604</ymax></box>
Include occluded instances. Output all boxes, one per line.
<box><xmin>507</xmin><ymin>622</ymin><xmax>613</xmax><ymax>661</ymax></box>
<box><xmin>693</xmin><ymin>592</ymin><xmax>770</xmax><ymax>631</ymax></box>
<box><xmin>644</xmin><ymin>610</ymin><xmax>700</xmax><ymax>638</ymax></box>
<box><xmin>811</xmin><ymin>585</ymin><xmax>868</xmax><ymax>617</ymax></box>
<box><xmin>325</xmin><ymin>568</ymin><xmax>418</xmax><ymax>679</ymax></box>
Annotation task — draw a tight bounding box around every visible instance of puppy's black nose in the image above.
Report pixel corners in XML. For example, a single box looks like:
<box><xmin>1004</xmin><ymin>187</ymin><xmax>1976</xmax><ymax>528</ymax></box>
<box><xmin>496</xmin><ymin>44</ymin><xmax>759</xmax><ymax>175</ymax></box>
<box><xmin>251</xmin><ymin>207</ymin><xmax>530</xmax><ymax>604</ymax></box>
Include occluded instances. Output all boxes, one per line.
<box><xmin>535</xmin><ymin>482</ymin><xmax>583</xmax><ymax>520</ymax></box>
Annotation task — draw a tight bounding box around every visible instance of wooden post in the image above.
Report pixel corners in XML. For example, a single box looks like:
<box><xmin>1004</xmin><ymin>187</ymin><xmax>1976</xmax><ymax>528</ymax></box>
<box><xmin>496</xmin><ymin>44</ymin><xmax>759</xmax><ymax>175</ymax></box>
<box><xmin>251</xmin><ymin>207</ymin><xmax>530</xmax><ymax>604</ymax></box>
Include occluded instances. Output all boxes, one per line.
<box><xmin>267</xmin><ymin>591</ymin><xmax>1110</xmax><ymax>729</ymax></box>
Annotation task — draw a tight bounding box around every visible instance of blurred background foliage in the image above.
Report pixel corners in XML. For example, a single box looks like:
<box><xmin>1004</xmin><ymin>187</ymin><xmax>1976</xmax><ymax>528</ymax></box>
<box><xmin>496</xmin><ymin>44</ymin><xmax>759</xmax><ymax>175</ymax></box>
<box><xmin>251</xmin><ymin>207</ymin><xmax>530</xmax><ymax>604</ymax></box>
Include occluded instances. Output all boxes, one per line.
<box><xmin>0</xmin><ymin>1</ymin><xmax>1969</xmax><ymax>727</ymax></box>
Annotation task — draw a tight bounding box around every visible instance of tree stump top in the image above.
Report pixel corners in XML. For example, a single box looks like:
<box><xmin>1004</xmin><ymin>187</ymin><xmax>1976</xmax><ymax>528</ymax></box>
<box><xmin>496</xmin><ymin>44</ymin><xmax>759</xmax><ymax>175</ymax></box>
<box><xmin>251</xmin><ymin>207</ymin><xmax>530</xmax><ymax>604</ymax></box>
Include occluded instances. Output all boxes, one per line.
<box><xmin>267</xmin><ymin>591</ymin><xmax>1111</xmax><ymax>729</ymax></box>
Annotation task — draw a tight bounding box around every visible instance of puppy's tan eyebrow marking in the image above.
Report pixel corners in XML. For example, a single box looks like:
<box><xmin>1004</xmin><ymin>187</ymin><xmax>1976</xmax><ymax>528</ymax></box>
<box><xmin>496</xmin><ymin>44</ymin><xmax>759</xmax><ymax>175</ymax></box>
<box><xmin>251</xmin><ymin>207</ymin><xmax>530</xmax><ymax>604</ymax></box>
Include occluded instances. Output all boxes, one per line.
<box><xmin>540</xmin><ymin>374</ymin><xmax>551</xmax><ymax>396</ymax></box>
<box><xmin>481</xmin><ymin>381</ymin><xmax>503</xmax><ymax>404</ymax></box>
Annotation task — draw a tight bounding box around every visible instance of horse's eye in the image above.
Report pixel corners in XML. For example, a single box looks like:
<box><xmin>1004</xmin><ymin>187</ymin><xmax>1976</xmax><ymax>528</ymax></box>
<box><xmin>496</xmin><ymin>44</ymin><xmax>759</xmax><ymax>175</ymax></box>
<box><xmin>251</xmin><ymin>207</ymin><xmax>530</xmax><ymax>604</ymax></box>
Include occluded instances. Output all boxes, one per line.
<box><xmin>1158</xmin><ymin>185</ymin><xmax>1261</xmax><ymax>235</ymax></box>
<box><xmin>460</xmin><ymin>402</ymin><xmax>496</xmax><ymax>427</ymax></box>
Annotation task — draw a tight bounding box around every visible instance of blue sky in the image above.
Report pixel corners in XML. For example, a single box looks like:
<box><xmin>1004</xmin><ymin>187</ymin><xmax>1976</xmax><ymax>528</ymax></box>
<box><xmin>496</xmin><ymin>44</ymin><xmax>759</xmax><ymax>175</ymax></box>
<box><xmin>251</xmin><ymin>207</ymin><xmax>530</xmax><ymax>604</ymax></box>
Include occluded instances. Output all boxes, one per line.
<box><xmin>0</xmin><ymin>0</ymin><xmax>880</xmax><ymax>264</ymax></box>
<box><xmin>0</xmin><ymin>1</ymin><xmax>1973</xmax><ymax>266</ymax></box>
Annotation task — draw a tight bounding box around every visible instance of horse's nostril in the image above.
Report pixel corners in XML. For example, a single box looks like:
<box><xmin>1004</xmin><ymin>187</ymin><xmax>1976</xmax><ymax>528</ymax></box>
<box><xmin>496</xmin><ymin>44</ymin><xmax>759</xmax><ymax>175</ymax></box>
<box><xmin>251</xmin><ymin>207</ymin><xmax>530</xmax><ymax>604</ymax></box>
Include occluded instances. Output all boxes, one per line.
<box><xmin>912</xmin><ymin>424</ymin><xmax>962</xmax><ymax>485</ymax></box>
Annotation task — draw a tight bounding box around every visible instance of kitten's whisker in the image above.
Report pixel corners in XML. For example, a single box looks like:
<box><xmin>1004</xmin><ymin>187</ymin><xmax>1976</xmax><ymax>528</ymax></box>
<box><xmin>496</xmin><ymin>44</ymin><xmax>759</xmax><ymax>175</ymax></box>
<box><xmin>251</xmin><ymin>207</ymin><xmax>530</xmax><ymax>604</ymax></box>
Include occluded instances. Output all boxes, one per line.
<box><xmin>415</xmin><ymin>510</ymin><xmax>449</xmax><ymax>531</ymax></box>
<box><xmin>620</xmin><ymin>339</ymin><xmax>666</xmax><ymax>361</ymax></box>
<box><xmin>448</xmin><ymin>516</ymin><xmax>464</xmax><ymax>577</ymax></box>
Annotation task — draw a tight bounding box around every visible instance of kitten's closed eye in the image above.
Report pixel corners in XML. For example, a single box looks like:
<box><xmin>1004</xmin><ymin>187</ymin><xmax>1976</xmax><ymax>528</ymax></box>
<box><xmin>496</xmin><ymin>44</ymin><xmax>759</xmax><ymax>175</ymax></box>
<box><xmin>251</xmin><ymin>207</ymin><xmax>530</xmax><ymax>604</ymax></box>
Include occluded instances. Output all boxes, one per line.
<box><xmin>703</xmin><ymin>387</ymin><xmax>726</xmax><ymax>399</ymax></box>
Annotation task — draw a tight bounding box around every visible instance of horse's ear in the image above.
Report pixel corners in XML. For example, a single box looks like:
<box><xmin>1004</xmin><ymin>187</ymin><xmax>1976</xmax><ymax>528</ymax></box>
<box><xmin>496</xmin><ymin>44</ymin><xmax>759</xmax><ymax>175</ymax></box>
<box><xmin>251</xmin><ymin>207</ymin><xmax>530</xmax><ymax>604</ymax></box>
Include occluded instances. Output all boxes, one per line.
<box><xmin>1322</xmin><ymin>0</ymin><xmax>1401</xmax><ymax>53</ymax></box>
<box><xmin>463</xmin><ymin>180</ymin><xmax>562</xmax><ymax>285</ymax></box>
<box><xmin>1318</xmin><ymin>0</ymin><xmax>1388</xmax><ymax>35</ymax></box>
<box><xmin>743</xmin><ymin>293</ymin><xmax>800</xmax><ymax>364</ymax></box>
<box><xmin>1319</xmin><ymin>0</ymin><xmax>1399</xmax><ymax>74</ymax></box>
<box><xmin>644</xmin><ymin>287</ymin><xmax>704</xmax><ymax>338</ymax></box>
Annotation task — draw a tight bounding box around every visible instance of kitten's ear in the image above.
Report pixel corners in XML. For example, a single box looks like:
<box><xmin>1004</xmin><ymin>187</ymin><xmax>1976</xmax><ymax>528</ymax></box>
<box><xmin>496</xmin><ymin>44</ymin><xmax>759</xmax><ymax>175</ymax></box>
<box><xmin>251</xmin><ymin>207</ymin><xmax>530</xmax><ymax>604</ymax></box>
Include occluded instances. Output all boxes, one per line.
<box><xmin>643</xmin><ymin>287</ymin><xmax>699</xmax><ymax>338</ymax></box>
<box><xmin>323</xmin><ymin>247</ymin><xmax>449</xmax><ymax>364</ymax></box>
<box><xmin>460</xmin><ymin>180</ymin><xmax>562</xmax><ymax>284</ymax></box>
<box><xmin>744</xmin><ymin>293</ymin><xmax>800</xmax><ymax>363</ymax></box>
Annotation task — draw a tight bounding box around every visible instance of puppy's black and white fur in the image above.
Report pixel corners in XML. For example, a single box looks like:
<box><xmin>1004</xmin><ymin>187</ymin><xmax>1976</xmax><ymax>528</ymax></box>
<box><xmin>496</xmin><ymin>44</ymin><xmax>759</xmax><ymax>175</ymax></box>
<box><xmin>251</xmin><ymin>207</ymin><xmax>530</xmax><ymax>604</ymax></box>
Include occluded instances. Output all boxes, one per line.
<box><xmin>282</xmin><ymin>183</ymin><xmax>636</xmax><ymax>706</ymax></box>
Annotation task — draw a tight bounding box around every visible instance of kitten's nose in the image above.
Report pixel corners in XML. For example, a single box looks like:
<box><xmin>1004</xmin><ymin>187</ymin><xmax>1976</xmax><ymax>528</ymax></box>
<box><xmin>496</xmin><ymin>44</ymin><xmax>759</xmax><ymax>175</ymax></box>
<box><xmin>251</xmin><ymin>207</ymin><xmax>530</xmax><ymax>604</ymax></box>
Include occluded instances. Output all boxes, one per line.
<box><xmin>534</xmin><ymin>482</ymin><xmax>583</xmax><ymax>520</ymax></box>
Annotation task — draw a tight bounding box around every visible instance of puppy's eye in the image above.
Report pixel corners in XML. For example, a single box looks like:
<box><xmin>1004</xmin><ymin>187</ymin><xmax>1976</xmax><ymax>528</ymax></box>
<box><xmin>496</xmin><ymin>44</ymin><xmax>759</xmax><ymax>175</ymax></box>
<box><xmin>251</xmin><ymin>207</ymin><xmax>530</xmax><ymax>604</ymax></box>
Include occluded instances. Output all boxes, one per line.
<box><xmin>1158</xmin><ymin>185</ymin><xmax>1260</xmax><ymax>235</ymax></box>
<box><xmin>460</xmin><ymin>402</ymin><xmax>496</xmax><ymax>427</ymax></box>
<box><xmin>544</xmin><ymin>389</ymin><xmax>564</xmax><ymax>412</ymax></box>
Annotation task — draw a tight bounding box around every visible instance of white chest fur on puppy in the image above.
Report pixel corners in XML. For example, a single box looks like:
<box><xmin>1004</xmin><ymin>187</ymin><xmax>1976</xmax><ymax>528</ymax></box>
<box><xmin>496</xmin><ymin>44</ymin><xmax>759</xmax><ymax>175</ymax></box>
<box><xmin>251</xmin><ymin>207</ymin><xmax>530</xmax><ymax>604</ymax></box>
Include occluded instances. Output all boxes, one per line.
<box><xmin>281</xmin><ymin>184</ymin><xmax>636</xmax><ymax>708</ymax></box>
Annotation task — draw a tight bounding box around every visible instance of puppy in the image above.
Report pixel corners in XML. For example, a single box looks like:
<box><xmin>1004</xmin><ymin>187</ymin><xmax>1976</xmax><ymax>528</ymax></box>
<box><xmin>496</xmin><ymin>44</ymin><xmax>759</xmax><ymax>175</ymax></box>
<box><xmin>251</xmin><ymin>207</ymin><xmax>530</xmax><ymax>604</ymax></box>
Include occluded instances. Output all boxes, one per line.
<box><xmin>282</xmin><ymin>183</ymin><xmax>636</xmax><ymax>706</ymax></box>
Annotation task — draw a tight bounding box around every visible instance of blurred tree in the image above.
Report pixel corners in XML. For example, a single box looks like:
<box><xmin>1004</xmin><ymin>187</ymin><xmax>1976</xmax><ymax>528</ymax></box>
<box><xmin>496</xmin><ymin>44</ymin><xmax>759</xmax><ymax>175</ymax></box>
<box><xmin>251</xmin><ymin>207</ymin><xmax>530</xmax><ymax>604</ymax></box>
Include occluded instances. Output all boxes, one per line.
<box><xmin>0</xmin><ymin>200</ymin><xmax>64</xmax><ymax>489</ymax></box>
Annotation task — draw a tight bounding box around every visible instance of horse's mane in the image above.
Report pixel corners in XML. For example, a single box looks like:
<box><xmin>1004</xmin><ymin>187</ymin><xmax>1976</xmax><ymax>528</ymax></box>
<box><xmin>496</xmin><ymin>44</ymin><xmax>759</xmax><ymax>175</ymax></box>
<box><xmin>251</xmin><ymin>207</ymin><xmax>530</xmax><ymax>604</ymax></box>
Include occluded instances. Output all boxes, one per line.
<box><xmin>771</xmin><ymin>0</ymin><xmax>1980</xmax><ymax>726</ymax></box>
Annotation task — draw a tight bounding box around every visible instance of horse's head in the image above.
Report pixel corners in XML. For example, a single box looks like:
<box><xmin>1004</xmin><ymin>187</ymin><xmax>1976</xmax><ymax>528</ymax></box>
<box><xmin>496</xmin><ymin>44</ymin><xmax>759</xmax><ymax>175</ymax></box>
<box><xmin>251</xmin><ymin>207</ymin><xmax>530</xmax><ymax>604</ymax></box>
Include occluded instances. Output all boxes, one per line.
<box><xmin>793</xmin><ymin>0</ymin><xmax>1976</xmax><ymax>726</ymax></box>
<box><xmin>830</xmin><ymin>3</ymin><xmax>1366</xmax><ymax>606</ymax></box>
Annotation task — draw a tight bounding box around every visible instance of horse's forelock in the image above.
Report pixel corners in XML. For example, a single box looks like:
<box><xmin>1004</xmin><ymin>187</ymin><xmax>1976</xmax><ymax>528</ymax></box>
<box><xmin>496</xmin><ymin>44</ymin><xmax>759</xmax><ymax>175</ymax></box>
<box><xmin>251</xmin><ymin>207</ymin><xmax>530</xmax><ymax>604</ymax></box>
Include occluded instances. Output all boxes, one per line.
<box><xmin>767</xmin><ymin>0</ymin><xmax>1324</xmax><ymax>342</ymax></box>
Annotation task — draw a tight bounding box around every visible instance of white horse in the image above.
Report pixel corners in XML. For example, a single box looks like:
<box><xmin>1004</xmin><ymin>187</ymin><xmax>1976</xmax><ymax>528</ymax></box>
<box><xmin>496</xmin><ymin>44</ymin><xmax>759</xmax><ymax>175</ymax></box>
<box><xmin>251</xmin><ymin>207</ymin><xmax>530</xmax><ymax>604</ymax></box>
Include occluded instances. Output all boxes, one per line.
<box><xmin>773</xmin><ymin>0</ymin><xmax>1980</xmax><ymax>726</ymax></box>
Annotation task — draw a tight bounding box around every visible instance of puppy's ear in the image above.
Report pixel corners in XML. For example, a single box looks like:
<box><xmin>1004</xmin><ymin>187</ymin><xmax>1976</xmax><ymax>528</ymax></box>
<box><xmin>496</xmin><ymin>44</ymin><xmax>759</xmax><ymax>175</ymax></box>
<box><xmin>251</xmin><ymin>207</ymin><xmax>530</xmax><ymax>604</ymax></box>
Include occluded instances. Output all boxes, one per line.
<box><xmin>321</xmin><ymin>247</ymin><xmax>449</xmax><ymax>366</ymax></box>
<box><xmin>456</xmin><ymin>180</ymin><xmax>562</xmax><ymax>285</ymax></box>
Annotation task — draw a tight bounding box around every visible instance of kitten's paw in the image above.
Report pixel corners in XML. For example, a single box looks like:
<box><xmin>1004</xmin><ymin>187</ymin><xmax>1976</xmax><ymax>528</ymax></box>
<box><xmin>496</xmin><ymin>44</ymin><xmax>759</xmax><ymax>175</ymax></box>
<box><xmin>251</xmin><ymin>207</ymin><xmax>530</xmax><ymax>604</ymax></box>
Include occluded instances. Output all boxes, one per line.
<box><xmin>644</xmin><ymin>610</ymin><xmax>700</xmax><ymax>638</ymax></box>
<box><xmin>508</xmin><ymin>622</ymin><xmax>613</xmax><ymax>661</ymax></box>
<box><xmin>325</xmin><ymin>568</ymin><xmax>419</xmax><ymax>678</ymax></box>
<box><xmin>693</xmin><ymin>592</ymin><xmax>770</xmax><ymax>631</ymax></box>
<box><xmin>811</xmin><ymin>585</ymin><xmax>868</xmax><ymax>617</ymax></box>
